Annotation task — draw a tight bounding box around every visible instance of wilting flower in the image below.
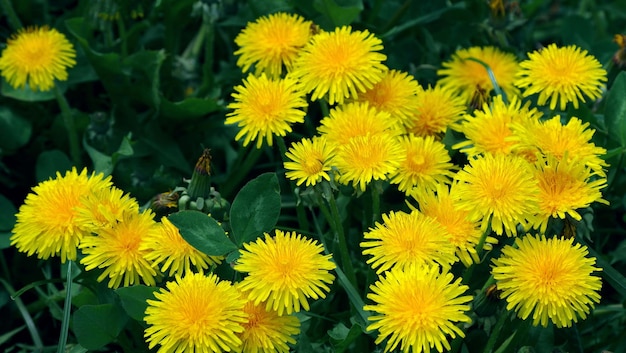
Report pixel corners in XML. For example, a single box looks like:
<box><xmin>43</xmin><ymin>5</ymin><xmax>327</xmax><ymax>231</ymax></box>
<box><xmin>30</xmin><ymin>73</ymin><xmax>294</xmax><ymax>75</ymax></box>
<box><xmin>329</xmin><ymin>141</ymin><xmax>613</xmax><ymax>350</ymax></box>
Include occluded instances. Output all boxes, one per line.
<box><xmin>284</xmin><ymin>136</ymin><xmax>334</xmax><ymax>187</ymax></box>
<box><xmin>365</xmin><ymin>263</ymin><xmax>472</xmax><ymax>353</ymax></box>
<box><xmin>0</xmin><ymin>26</ymin><xmax>76</xmax><ymax>91</ymax></box>
<box><xmin>11</xmin><ymin>168</ymin><xmax>112</xmax><ymax>263</ymax></box>
<box><xmin>226</xmin><ymin>74</ymin><xmax>307</xmax><ymax>148</ymax></box>
<box><xmin>144</xmin><ymin>273</ymin><xmax>248</xmax><ymax>352</ymax></box>
<box><xmin>515</xmin><ymin>44</ymin><xmax>607</xmax><ymax>111</ymax></box>
<box><xmin>406</xmin><ymin>84</ymin><xmax>466</xmax><ymax>136</ymax></box>
<box><xmin>492</xmin><ymin>234</ymin><xmax>602</xmax><ymax>328</ymax></box>
<box><xmin>235</xmin><ymin>230</ymin><xmax>336</xmax><ymax>315</ymax></box>
<box><xmin>290</xmin><ymin>26</ymin><xmax>387</xmax><ymax>105</ymax></box>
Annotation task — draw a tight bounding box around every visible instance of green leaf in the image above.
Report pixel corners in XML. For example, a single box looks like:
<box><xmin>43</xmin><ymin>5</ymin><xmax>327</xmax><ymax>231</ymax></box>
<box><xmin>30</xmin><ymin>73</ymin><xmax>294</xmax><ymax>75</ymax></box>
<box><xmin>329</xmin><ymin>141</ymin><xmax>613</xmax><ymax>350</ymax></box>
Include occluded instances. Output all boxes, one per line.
<box><xmin>0</xmin><ymin>194</ymin><xmax>16</xmax><ymax>233</ymax></box>
<box><xmin>328</xmin><ymin>322</ymin><xmax>363</xmax><ymax>353</ymax></box>
<box><xmin>84</xmin><ymin>134</ymin><xmax>134</xmax><ymax>176</ymax></box>
<box><xmin>35</xmin><ymin>150</ymin><xmax>73</xmax><ymax>182</ymax></box>
<box><xmin>229</xmin><ymin>172</ymin><xmax>281</xmax><ymax>246</ymax></box>
<box><xmin>0</xmin><ymin>79</ymin><xmax>55</xmax><ymax>101</ymax></box>
<box><xmin>313</xmin><ymin>0</ymin><xmax>363</xmax><ymax>28</ymax></box>
<box><xmin>160</xmin><ymin>97</ymin><xmax>222</xmax><ymax>121</ymax></box>
<box><xmin>115</xmin><ymin>285</ymin><xmax>158</xmax><ymax>322</ymax></box>
<box><xmin>168</xmin><ymin>210</ymin><xmax>238</xmax><ymax>256</ymax></box>
<box><xmin>0</xmin><ymin>325</ymin><xmax>25</xmax><ymax>346</ymax></box>
<box><xmin>140</xmin><ymin>123</ymin><xmax>192</xmax><ymax>172</ymax></box>
<box><xmin>605</xmin><ymin>71</ymin><xmax>626</xmax><ymax>146</ymax></box>
<box><xmin>381</xmin><ymin>2</ymin><xmax>467</xmax><ymax>39</ymax></box>
<box><xmin>72</xmin><ymin>303</ymin><xmax>128</xmax><ymax>350</ymax></box>
<box><xmin>0</xmin><ymin>106</ymin><xmax>32</xmax><ymax>151</ymax></box>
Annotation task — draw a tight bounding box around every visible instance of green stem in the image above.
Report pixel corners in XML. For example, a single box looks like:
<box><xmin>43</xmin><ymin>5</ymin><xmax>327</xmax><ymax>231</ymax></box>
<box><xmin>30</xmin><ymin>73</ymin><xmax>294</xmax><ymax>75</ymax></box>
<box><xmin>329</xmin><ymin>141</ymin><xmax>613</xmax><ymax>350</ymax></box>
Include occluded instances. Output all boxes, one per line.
<box><xmin>55</xmin><ymin>86</ymin><xmax>82</xmax><ymax>167</ymax></box>
<box><xmin>56</xmin><ymin>262</ymin><xmax>73</xmax><ymax>353</ymax></box>
<box><xmin>0</xmin><ymin>279</ymin><xmax>43</xmax><ymax>350</ymax></box>
<box><xmin>482</xmin><ymin>310</ymin><xmax>510</xmax><ymax>353</ymax></box>
<box><xmin>370</xmin><ymin>181</ymin><xmax>381</xmax><ymax>225</ymax></box>
<box><xmin>116</xmin><ymin>16</ymin><xmax>128</xmax><ymax>57</ymax></box>
<box><xmin>0</xmin><ymin>0</ymin><xmax>22</xmax><ymax>30</ymax></box>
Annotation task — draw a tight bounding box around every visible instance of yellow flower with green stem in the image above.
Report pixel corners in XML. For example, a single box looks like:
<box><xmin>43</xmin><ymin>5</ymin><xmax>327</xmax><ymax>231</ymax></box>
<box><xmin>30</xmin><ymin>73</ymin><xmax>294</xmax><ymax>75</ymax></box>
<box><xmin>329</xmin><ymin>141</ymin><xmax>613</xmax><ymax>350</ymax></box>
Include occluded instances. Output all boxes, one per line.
<box><xmin>492</xmin><ymin>234</ymin><xmax>602</xmax><ymax>328</ymax></box>
<box><xmin>283</xmin><ymin>136</ymin><xmax>335</xmax><ymax>187</ymax></box>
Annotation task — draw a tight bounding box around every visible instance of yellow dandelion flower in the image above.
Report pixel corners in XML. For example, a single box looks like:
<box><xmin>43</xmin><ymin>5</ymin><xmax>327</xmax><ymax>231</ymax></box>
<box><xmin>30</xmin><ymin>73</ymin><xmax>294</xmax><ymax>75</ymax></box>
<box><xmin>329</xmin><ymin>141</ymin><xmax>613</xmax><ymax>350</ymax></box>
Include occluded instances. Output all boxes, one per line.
<box><xmin>437</xmin><ymin>46</ymin><xmax>519</xmax><ymax>104</ymax></box>
<box><xmin>453</xmin><ymin>95</ymin><xmax>542</xmax><ymax>157</ymax></box>
<box><xmin>361</xmin><ymin>210</ymin><xmax>458</xmax><ymax>274</ymax></box>
<box><xmin>290</xmin><ymin>26</ymin><xmax>387</xmax><ymax>105</ymax></box>
<box><xmin>236</xmin><ymin>287</ymin><xmax>301</xmax><ymax>353</ymax></box>
<box><xmin>492</xmin><ymin>234</ymin><xmax>602</xmax><ymax>328</ymax></box>
<box><xmin>142</xmin><ymin>216</ymin><xmax>223</xmax><ymax>277</ymax></box>
<box><xmin>79</xmin><ymin>209</ymin><xmax>159</xmax><ymax>288</ymax></box>
<box><xmin>74</xmin><ymin>185</ymin><xmax>139</xmax><ymax>233</ymax></box>
<box><xmin>10</xmin><ymin>168</ymin><xmax>112</xmax><ymax>263</ymax></box>
<box><xmin>407</xmin><ymin>84</ymin><xmax>466</xmax><ymax>136</ymax></box>
<box><xmin>353</xmin><ymin>69</ymin><xmax>420</xmax><ymax>126</ymax></box>
<box><xmin>0</xmin><ymin>26</ymin><xmax>76</xmax><ymax>91</ymax></box>
<box><xmin>333</xmin><ymin>133</ymin><xmax>404</xmax><ymax>191</ymax></box>
<box><xmin>364</xmin><ymin>263</ymin><xmax>472</xmax><ymax>353</ymax></box>
<box><xmin>533</xmin><ymin>155</ymin><xmax>609</xmax><ymax>233</ymax></box>
<box><xmin>284</xmin><ymin>136</ymin><xmax>334</xmax><ymax>187</ymax></box>
<box><xmin>234</xmin><ymin>12</ymin><xmax>312</xmax><ymax>77</ymax></box>
<box><xmin>515</xmin><ymin>44</ymin><xmax>607</xmax><ymax>111</ymax></box>
<box><xmin>144</xmin><ymin>273</ymin><xmax>247</xmax><ymax>352</ymax></box>
<box><xmin>510</xmin><ymin>115</ymin><xmax>609</xmax><ymax>175</ymax></box>
<box><xmin>413</xmin><ymin>183</ymin><xmax>498</xmax><ymax>267</ymax></box>
<box><xmin>235</xmin><ymin>230</ymin><xmax>336</xmax><ymax>316</ymax></box>
<box><xmin>454</xmin><ymin>153</ymin><xmax>539</xmax><ymax>236</ymax></box>
<box><xmin>390</xmin><ymin>134</ymin><xmax>456</xmax><ymax>197</ymax></box>
<box><xmin>226</xmin><ymin>74</ymin><xmax>307</xmax><ymax>148</ymax></box>
<box><xmin>317</xmin><ymin>102</ymin><xmax>399</xmax><ymax>146</ymax></box>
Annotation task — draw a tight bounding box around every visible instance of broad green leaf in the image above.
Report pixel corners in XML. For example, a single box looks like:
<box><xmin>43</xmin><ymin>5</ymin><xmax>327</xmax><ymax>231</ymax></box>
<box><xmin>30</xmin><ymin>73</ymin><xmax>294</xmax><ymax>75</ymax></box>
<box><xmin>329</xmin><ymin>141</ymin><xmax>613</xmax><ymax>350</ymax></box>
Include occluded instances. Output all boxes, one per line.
<box><xmin>0</xmin><ymin>194</ymin><xmax>16</xmax><ymax>232</ymax></box>
<box><xmin>160</xmin><ymin>97</ymin><xmax>222</xmax><ymax>121</ymax></box>
<box><xmin>313</xmin><ymin>0</ymin><xmax>363</xmax><ymax>28</ymax></box>
<box><xmin>73</xmin><ymin>304</ymin><xmax>128</xmax><ymax>350</ymax></box>
<box><xmin>229</xmin><ymin>173</ymin><xmax>281</xmax><ymax>246</ymax></box>
<box><xmin>0</xmin><ymin>106</ymin><xmax>32</xmax><ymax>151</ymax></box>
<box><xmin>0</xmin><ymin>79</ymin><xmax>55</xmax><ymax>101</ymax></box>
<box><xmin>168</xmin><ymin>210</ymin><xmax>238</xmax><ymax>256</ymax></box>
<box><xmin>605</xmin><ymin>71</ymin><xmax>626</xmax><ymax>146</ymax></box>
<box><xmin>35</xmin><ymin>150</ymin><xmax>73</xmax><ymax>182</ymax></box>
<box><xmin>84</xmin><ymin>134</ymin><xmax>134</xmax><ymax>176</ymax></box>
<box><xmin>140</xmin><ymin>123</ymin><xmax>191</xmax><ymax>172</ymax></box>
<box><xmin>115</xmin><ymin>285</ymin><xmax>158</xmax><ymax>322</ymax></box>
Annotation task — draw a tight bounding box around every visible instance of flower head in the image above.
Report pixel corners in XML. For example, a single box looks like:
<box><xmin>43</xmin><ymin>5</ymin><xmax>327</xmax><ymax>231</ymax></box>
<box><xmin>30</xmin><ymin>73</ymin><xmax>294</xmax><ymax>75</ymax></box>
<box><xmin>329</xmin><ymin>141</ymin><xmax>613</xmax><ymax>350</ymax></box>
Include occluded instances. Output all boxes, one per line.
<box><xmin>142</xmin><ymin>216</ymin><xmax>223</xmax><ymax>277</ymax></box>
<box><xmin>407</xmin><ymin>84</ymin><xmax>466</xmax><ymax>136</ymax></box>
<box><xmin>492</xmin><ymin>234</ymin><xmax>602</xmax><ymax>328</ymax></box>
<box><xmin>532</xmin><ymin>155</ymin><xmax>609</xmax><ymax>233</ymax></box>
<box><xmin>318</xmin><ymin>102</ymin><xmax>399</xmax><ymax>146</ymax></box>
<box><xmin>364</xmin><ymin>264</ymin><xmax>472</xmax><ymax>353</ymax></box>
<box><xmin>234</xmin><ymin>12</ymin><xmax>313</xmax><ymax>77</ymax></box>
<box><xmin>226</xmin><ymin>74</ymin><xmax>307</xmax><ymax>148</ymax></box>
<box><xmin>11</xmin><ymin>168</ymin><xmax>112</xmax><ymax>263</ymax></box>
<box><xmin>284</xmin><ymin>136</ymin><xmax>334</xmax><ymax>187</ymax></box>
<box><xmin>390</xmin><ymin>134</ymin><xmax>456</xmax><ymax>197</ymax></box>
<box><xmin>361</xmin><ymin>210</ymin><xmax>458</xmax><ymax>274</ymax></box>
<box><xmin>454</xmin><ymin>153</ymin><xmax>539</xmax><ymax>236</ymax></box>
<box><xmin>235</xmin><ymin>230</ymin><xmax>336</xmax><ymax>315</ymax></box>
<box><xmin>79</xmin><ymin>209</ymin><xmax>159</xmax><ymax>288</ymax></box>
<box><xmin>437</xmin><ymin>46</ymin><xmax>519</xmax><ymax>105</ymax></box>
<box><xmin>144</xmin><ymin>273</ymin><xmax>247</xmax><ymax>352</ymax></box>
<box><xmin>515</xmin><ymin>44</ymin><xmax>607</xmax><ymax>111</ymax></box>
<box><xmin>290</xmin><ymin>26</ymin><xmax>387</xmax><ymax>105</ymax></box>
<box><xmin>74</xmin><ymin>185</ymin><xmax>139</xmax><ymax>233</ymax></box>
<box><xmin>0</xmin><ymin>26</ymin><xmax>76</xmax><ymax>91</ymax></box>
<box><xmin>333</xmin><ymin>133</ymin><xmax>404</xmax><ymax>191</ymax></box>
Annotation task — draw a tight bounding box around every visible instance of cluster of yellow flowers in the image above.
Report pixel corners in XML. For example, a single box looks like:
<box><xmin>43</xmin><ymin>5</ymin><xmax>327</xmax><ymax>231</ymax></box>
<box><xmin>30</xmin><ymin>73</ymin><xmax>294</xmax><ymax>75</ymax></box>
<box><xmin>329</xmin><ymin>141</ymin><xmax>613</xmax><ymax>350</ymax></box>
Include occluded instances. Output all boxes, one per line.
<box><xmin>226</xmin><ymin>11</ymin><xmax>609</xmax><ymax>353</ymax></box>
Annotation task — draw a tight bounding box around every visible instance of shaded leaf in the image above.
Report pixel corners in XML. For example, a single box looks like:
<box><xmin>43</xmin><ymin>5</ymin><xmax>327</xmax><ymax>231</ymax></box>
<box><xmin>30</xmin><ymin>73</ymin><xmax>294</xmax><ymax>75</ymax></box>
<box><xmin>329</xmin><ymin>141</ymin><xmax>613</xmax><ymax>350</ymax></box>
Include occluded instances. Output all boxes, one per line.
<box><xmin>115</xmin><ymin>285</ymin><xmax>158</xmax><ymax>322</ymax></box>
<box><xmin>168</xmin><ymin>210</ymin><xmax>238</xmax><ymax>256</ymax></box>
<box><xmin>605</xmin><ymin>71</ymin><xmax>626</xmax><ymax>146</ymax></box>
<box><xmin>35</xmin><ymin>150</ymin><xmax>72</xmax><ymax>182</ymax></box>
<box><xmin>0</xmin><ymin>106</ymin><xmax>32</xmax><ymax>151</ymax></box>
<box><xmin>73</xmin><ymin>304</ymin><xmax>128</xmax><ymax>350</ymax></box>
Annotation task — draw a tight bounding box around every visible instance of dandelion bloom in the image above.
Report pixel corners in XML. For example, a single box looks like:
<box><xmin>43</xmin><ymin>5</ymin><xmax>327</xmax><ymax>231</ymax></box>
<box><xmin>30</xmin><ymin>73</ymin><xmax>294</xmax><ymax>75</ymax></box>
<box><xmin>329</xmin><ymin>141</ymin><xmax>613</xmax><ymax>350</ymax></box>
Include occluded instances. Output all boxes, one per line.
<box><xmin>353</xmin><ymin>69</ymin><xmax>420</xmax><ymax>127</ymax></box>
<box><xmin>364</xmin><ymin>264</ymin><xmax>472</xmax><ymax>353</ymax></box>
<box><xmin>333</xmin><ymin>133</ymin><xmax>404</xmax><ymax>191</ymax></box>
<box><xmin>532</xmin><ymin>155</ymin><xmax>608</xmax><ymax>233</ymax></box>
<box><xmin>414</xmin><ymin>183</ymin><xmax>498</xmax><ymax>267</ymax></box>
<box><xmin>79</xmin><ymin>209</ymin><xmax>159</xmax><ymax>288</ymax></box>
<box><xmin>0</xmin><ymin>26</ymin><xmax>76</xmax><ymax>91</ymax></box>
<box><xmin>407</xmin><ymin>84</ymin><xmax>466</xmax><ymax>136</ymax></box>
<box><xmin>226</xmin><ymin>74</ymin><xmax>307</xmax><ymax>148</ymax></box>
<box><xmin>235</xmin><ymin>230</ymin><xmax>336</xmax><ymax>315</ymax></box>
<box><xmin>361</xmin><ymin>210</ymin><xmax>458</xmax><ymax>274</ymax></box>
<box><xmin>142</xmin><ymin>216</ymin><xmax>222</xmax><ymax>277</ymax></box>
<box><xmin>437</xmin><ymin>46</ymin><xmax>519</xmax><ymax>105</ymax></box>
<box><xmin>492</xmin><ymin>234</ymin><xmax>602</xmax><ymax>327</ymax></box>
<box><xmin>515</xmin><ymin>44</ymin><xmax>607</xmax><ymax>111</ymax></box>
<box><xmin>454</xmin><ymin>153</ymin><xmax>539</xmax><ymax>236</ymax></box>
<box><xmin>144</xmin><ymin>273</ymin><xmax>247</xmax><ymax>352</ymax></box>
<box><xmin>454</xmin><ymin>95</ymin><xmax>542</xmax><ymax>157</ymax></box>
<box><xmin>290</xmin><ymin>26</ymin><xmax>387</xmax><ymax>105</ymax></box>
<box><xmin>74</xmin><ymin>185</ymin><xmax>139</xmax><ymax>233</ymax></box>
<box><xmin>236</xmin><ymin>287</ymin><xmax>301</xmax><ymax>353</ymax></box>
<box><xmin>317</xmin><ymin>102</ymin><xmax>399</xmax><ymax>146</ymax></box>
<box><xmin>390</xmin><ymin>134</ymin><xmax>456</xmax><ymax>197</ymax></box>
<box><xmin>284</xmin><ymin>136</ymin><xmax>334</xmax><ymax>187</ymax></box>
<box><xmin>11</xmin><ymin>168</ymin><xmax>112</xmax><ymax>263</ymax></box>
<box><xmin>234</xmin><ymin>12</ymin><xmax>312</xmax><ymax>77</ymax></box>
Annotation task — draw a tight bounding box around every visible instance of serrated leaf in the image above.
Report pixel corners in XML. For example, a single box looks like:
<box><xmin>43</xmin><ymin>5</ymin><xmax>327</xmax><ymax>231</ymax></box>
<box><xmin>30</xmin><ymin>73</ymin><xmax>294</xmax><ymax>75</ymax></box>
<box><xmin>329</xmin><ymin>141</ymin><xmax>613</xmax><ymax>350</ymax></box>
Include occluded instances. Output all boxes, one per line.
<box><xmin>115</xmin><ymin>285</ymin><xmax>158</xmax><ymax>322</ymax></box>
<box><xmin>229</xmin><ymin>173</ymin><xmax>281</xmax><ymax>246</ymax></box>
<box><xmin>605</xmin><ymin>71</ymin><xmax>626</xmax><ymax>146</ymax></box>
<box><xmin>168</xmin><ymin>211</ymin><xmax>238</xmax><ymax>256</ymax></box>
<box><xmin>72</xmin><ymin>304</ymin><xmax>128</xmax><ymax>350</ymax></box>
